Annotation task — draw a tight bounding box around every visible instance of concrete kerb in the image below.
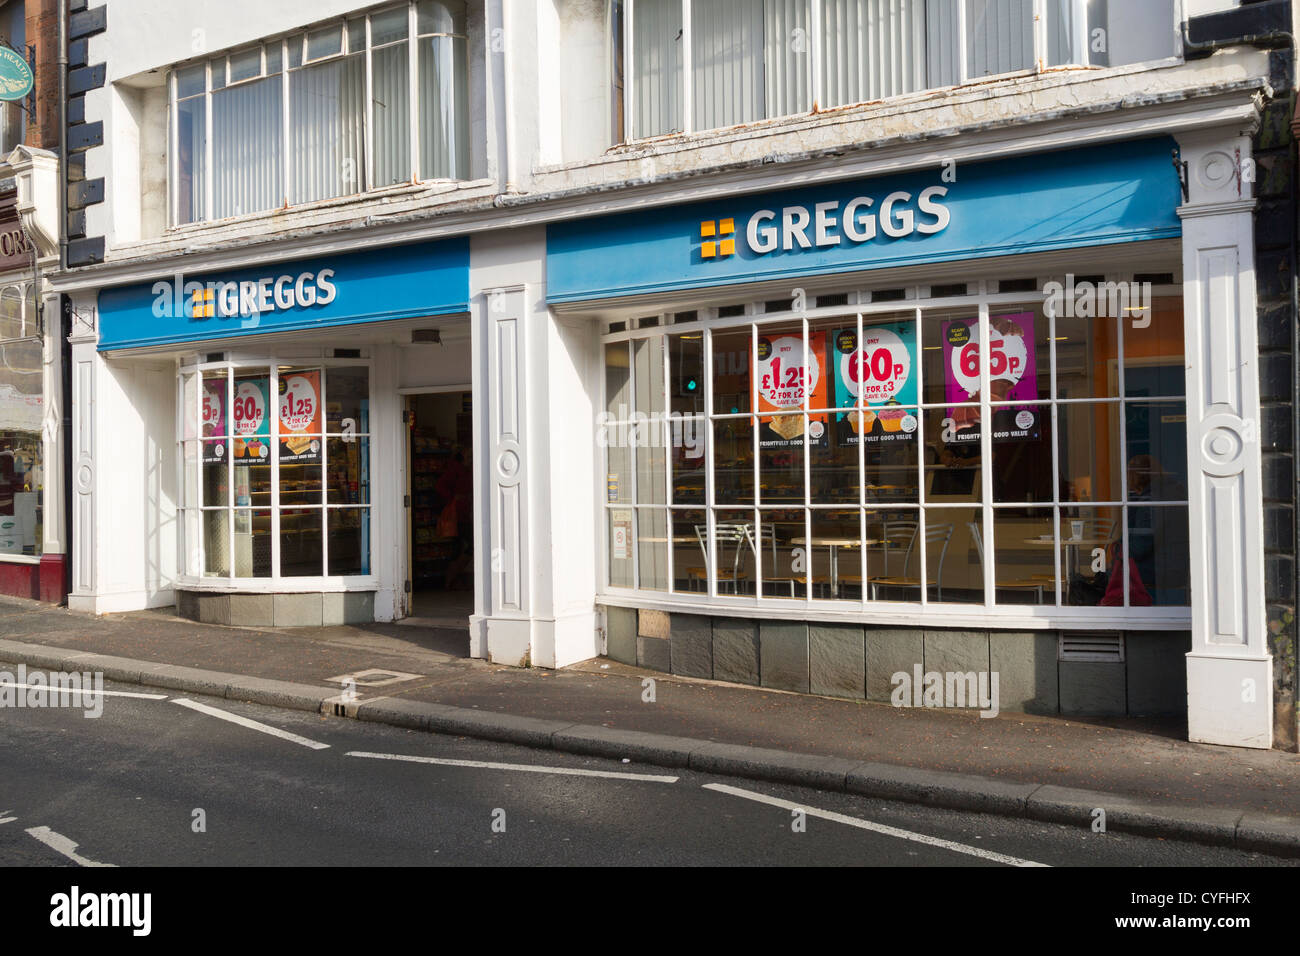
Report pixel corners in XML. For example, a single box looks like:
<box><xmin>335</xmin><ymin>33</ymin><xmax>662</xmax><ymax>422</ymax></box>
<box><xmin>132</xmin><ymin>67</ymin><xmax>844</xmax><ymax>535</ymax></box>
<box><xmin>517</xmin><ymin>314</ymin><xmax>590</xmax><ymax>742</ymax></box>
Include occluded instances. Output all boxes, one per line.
<box><xmin>0</xmin><ymin>640</ymin><xmax>1297</xmax><ymax>858</ymax></box>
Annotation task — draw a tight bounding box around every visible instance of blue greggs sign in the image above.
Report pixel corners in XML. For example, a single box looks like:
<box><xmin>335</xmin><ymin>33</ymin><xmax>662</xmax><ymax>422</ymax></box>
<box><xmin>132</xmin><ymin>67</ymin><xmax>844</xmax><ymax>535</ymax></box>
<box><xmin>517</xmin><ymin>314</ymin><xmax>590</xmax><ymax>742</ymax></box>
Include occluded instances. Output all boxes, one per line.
<box><xmin>547</xmin><ymin>138</ymin><xmax>1182</xmax><ymax>303</ymax></box>
<box><xmin>97</xmin><ymin>237</ymin><xmax>469</xmax><ymax>351</ymax></box>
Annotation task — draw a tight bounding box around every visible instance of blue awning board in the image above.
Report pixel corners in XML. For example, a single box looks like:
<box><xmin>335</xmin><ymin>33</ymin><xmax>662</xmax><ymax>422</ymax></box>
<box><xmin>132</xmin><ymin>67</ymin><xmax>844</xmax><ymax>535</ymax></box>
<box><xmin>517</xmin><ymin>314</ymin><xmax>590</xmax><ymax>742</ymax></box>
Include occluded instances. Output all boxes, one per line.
<box><xmin>97</xmin><ymin>237</ymin><xmax>470</xmax><ymax>351</ymax></box>
<box><xmin>546</xmin><ymin>137</ymin><xmax>1183</xmax><ymax>303</ymax></box>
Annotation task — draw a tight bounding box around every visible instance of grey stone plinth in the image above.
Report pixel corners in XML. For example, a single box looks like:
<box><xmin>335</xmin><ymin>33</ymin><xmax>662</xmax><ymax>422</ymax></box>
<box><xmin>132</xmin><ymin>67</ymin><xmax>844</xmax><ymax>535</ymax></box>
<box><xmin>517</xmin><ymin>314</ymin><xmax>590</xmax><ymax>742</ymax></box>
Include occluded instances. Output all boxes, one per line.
<box><xmin>809</xmin><ymin>624</ymin><xmax>865</xmax><ymax>699</ymax></box>
<box><xmin>669</xmin><ymin>614</ymin><xmax>713</xmax><ymax>678</ymax></box>
<box><xmin>712</xmin><ymin>619</ymin><xmax>760</xmax><ymax>686</ymax></box>
<box><xmin>924</xmin><ymin>630</ymin><xmax>990</xmax><ymax>676</ymax></box>
<box><xmin>274</xmin><ymin>593</ymin><xmax>323</xmax><ymax>627</ymax></box>
<box><xmin>605</xmin><ymin>606</ymin><xmax>638</xmax><ymax>665</ymax></box>
<box><xmin>990</xmin><ymin>631</ymin><xmax>1059</xmax><ymax>715</ymax></box>
<box><xmin>1126</xmin><ymin>631</ymin><xmax>1190</xmax><ymax>715</ymax></box>
<box><xmin>229</xmin><ymin>594</ymin><xmax>274</xmax><ymax>628</ymax></box>
<box><xmin>866</xmin><ymin>628</ymin><xmax>924</xmax><ymax>701</ymax></box>
<box><xmin>197</xmin><ymin>593</ymin><xmax>230</xmax><ymax>626</ymax></box>
<box><xmin>1059</xmin><ymin>660</ymin><xmax>1126</xmax><ymax>716</ymax></box>
<box><xmin>759</xmin><ymin>621</ymin><xmax>809</xmax><ymax>693</ymax></box>
<box><xmin>322</xmin><ymin>592</ymin><xmax>374</xmax><ymax>626</ymax></box>
<box><xmin>637</xmin><ymin>635</ymin><xmax>671</xmax><ymax>673</ymax></box>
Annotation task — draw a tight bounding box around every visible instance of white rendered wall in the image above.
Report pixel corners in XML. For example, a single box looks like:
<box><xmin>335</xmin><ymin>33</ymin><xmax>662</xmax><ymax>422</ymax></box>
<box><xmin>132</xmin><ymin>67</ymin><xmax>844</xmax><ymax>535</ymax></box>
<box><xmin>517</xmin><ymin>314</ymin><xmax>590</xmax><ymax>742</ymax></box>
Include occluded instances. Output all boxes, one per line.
<box><xmin>69</xmin><ymin>339</ymin><xmax>178</xmax><ymax>613</ymax></box>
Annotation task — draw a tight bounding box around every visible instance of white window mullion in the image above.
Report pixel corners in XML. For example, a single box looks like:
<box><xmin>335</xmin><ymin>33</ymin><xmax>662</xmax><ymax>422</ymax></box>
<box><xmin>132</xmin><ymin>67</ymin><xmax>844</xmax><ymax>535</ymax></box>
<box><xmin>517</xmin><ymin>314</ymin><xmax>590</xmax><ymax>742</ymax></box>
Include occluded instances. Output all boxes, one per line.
<box><xmin>168</xmin><ymin>71</ymin><xmax>178</xmax><ymax>226</ymax></box>
<box><xmin>978</xmin><ymin>297</ymin><xmax>995</xmax><ymax>608</ymax></box>
<box><xmin>956</xmin><ymin>0</ymin><xmax>968</xmax><ymax>83</ymax></box>
<box><xmin>225</xmin><ymin>368</ymin><xmax>235</xmax><ymax>581</ymax></box>
<box><xmin>204</xmin><ymin>64</ymin><xmax>214</xmax><ymax>221</ymax></box>
<box><xmin>270</xmin><ymin>365</ymin><xmax>281</xmax><ymax>581</ymax></box>
<box><xmin>319</xmin><ymin>368</ymin><xmax>330</xmax><ymax>576</ymax></box>
<box><xmin>808</xmin><ymin>0</ymin><xmax>822</xmax><ymax>111</ymax></box>
<box><xmin>408</xmin><ymin>0</ymin><xmax>419</xmax><ymax>182</ymax></box>
<box><xmin>703</xmin><ymin>327</ymin><xmax>717</xmax><ymax>599</ymax></box>
<box><xmin>281</xmin><ymin>40</ymin><xmax>291</xmax><ymax>206</ymax></box>
<box><xmin>680</xmin><ymin>0</ymin><xmax>692</xmax><ymax>134</ymax></box>
<box><xmin>1033</xmin><ymin>0</ymin><xmax>1048</xmax><ymax>70</ymax></box>
<box><xmin>624</xmin><ymin>0</ymin><xmax>635</xmax><ymax>142</ymax></box>
<box><xmin>365</xmin><ymin>17</ymin><xmax>375</xmax><ymax>190</ymax></box>
<box><xmin>663</xmin><ymin>323</ymin><xmax>674</xmax><ymax>593</ymax></box>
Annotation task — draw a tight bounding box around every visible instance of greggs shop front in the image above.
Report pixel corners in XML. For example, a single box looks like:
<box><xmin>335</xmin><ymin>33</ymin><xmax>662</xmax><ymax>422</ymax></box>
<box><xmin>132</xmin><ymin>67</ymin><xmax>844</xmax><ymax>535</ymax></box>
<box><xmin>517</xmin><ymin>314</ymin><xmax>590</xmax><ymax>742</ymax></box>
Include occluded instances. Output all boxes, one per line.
<box><xmin>73</xmin><ymin>237</ymin><xmax>471</xmax><ymax>628</ymax></box>
<box><xmin>550</xmin><ymin>133</ymin><xmax>1273</xmax><ymax>748</ymax></box>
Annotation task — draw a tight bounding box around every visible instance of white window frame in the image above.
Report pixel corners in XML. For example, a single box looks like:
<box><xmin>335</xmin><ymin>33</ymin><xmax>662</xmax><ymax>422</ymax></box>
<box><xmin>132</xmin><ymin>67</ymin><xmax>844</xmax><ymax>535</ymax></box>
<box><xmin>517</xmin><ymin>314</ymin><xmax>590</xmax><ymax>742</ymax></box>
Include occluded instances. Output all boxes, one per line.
<box><xmin>621</xmin><ymin>0</ymin><xmax>1173</xmax><ymax>142</ymax></box>
<box><xmin>175</xmin><ymin>355</ymin><xmax>377</xmax><ymax>592</ymax></box>
<box><xmin>595</xmin><ymin>274</ymin><xmax>1194</xmax><ymax>630</ymax></box>
<box><xmin>167</xmin><ymin>0</ymin><xmax>470</xmax><ymax>228</ymax></box>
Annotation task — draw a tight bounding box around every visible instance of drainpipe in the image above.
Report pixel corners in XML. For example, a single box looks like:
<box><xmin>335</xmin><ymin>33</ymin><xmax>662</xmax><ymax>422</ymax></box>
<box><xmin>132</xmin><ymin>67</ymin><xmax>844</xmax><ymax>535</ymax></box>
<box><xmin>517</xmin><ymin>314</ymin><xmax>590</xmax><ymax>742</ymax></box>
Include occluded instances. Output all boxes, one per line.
<box><xmin>57</xmin><ymin>0</ymin><xmax>66</xmax><ymax>271</ymax></box>
<box><xmin>1180</xmin><ymin>19</ymin><xmax>1293</xmax><ymax>57</ymax></box>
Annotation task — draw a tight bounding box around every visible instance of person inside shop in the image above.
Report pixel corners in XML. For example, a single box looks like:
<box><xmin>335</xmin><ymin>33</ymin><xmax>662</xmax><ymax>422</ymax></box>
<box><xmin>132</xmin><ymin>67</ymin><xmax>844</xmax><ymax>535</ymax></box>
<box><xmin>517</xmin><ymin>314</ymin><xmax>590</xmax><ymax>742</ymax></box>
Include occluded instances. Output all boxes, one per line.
<box><xmin>1100</xmin><ymin>454</ymin><xmax>1188</xmax><ymax>606</ymax></box>
<box><xmin>437</xmin><ymin>449</ymin><xmax>474</xmax><ymax>590</ymax></box>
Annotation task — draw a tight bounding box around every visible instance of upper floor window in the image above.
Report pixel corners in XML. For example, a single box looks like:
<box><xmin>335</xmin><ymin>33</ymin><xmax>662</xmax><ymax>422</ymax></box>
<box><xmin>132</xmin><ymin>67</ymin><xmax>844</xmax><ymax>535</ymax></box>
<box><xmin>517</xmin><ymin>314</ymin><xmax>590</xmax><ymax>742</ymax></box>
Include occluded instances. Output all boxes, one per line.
<box><xmin>0</xmin><ymin>0</ymin><xmax>26</xmax><ymax>155</ymax></box>
<box><xmin>621</xmin><ymin>0</ymin><xmax>1176</xmax><ymax>140</ymax></box>
<box><xmin>171</xmin><ymin>0</ymin><xmax>469</xmax><ymax>226</ymax></box>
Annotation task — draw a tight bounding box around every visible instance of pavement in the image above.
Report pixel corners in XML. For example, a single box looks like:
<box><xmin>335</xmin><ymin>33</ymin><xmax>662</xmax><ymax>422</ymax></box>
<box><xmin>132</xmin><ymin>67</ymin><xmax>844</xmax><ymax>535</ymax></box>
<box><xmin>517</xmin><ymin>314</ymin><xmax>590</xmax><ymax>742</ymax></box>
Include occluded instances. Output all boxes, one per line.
<box><xmin>0</xmin><ymin>594</ymin><xmax>1297</xmax><ymax>856</ymax></box>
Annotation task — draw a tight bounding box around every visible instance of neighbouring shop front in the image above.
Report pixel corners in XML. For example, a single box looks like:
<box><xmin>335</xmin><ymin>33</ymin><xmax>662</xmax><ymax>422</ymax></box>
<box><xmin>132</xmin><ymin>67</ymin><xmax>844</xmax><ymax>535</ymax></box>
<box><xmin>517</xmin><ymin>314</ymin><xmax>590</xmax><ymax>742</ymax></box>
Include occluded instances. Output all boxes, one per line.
<box><xmin>548</xmin><ymin>132</ymin><xmax>1276</xmax><ymax>748</ymax></box>
<box><xmin>73</xmin><ymin>236</ymin><xmax>471</xmax><ymax>626</ymax></box>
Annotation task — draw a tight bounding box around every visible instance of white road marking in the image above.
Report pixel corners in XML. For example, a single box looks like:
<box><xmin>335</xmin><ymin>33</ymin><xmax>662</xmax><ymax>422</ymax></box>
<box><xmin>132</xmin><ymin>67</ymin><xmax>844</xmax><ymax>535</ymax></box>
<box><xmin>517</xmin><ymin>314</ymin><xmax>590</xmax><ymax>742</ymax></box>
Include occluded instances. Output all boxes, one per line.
<box><xmin>0</xmin><ymin>811</ymin><xmax>15</xmax><ymax>825</ymax></box>
<box><xmin>702</xmin><ymin>783</ymin><xmax>1050</xmax><ymax>867</ymax></box>
<box><xmin>171</xmin><ymin>698</ymin><xmax>330</xmax><ymax>750</ymax></box>
<box><xmin>0</xmin><ymin>682</ymin><xmax>167</xmax><ymax>700</ymax></box>
<box><xmin>25</xmin><ymin>826</ymin><xmax>116</xmax><ymax>867</ymax></box>
<box><xmin>347</xmin><ymin>750</ymin><xmax>679</xmax><ymax>783</ymax></box>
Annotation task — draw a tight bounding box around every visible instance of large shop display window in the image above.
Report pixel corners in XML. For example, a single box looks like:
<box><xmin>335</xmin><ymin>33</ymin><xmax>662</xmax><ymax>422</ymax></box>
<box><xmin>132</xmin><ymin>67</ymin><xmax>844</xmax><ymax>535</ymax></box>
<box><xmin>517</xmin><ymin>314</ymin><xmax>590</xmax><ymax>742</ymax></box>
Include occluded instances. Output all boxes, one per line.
<box><xmin>601</xmin><ymin>287</ymin><xmax>1190</xmax><ymax>611</ymax></box>
<box><xmin>0</xmin><ymin>282</ymin><xmax>41</xmax><ymax>558</ymax></box>
<box><xmin>179</xmin><ymin>362</ymin><xmax>372</xmax><ymax>582</ymax></box>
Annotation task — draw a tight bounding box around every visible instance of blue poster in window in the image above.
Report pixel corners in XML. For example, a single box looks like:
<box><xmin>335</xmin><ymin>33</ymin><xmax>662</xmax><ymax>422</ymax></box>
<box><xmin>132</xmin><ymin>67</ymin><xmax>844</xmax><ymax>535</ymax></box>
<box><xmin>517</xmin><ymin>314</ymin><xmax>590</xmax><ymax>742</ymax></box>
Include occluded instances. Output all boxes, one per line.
<box><xmin>832</xmin><ymin>322</ymin><xmax>918</xmax><ymax>444</ymax></box>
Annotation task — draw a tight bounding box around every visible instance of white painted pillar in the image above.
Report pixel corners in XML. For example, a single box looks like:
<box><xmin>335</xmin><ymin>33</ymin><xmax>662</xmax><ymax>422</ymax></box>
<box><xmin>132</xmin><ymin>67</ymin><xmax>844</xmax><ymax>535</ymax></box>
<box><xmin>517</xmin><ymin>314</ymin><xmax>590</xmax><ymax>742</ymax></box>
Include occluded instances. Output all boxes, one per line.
<box><xmin>66</xmin><ymin>292</ymin><xmax>99</xmax><ymax>609</ymax></box>
<box><xmin>38</xmin><ymin>286</ymin><xmax>65</xmax><ymax>557</ymax></box>
<box><xmin>468</xmin><ymin>228</ymin><xmax>600</xmax><ymax>669</ymax></box>
<box><xmin>1176</xmin><ymin>128</ymin><xmax>1273</xmax><ymax>749</ymax></box>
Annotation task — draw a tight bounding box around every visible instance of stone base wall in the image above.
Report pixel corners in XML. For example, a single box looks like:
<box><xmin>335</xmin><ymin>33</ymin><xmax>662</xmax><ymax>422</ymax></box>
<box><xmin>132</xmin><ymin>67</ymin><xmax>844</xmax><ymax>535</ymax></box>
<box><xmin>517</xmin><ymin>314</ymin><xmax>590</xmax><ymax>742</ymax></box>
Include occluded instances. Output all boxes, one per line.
<box><xmin>175</xmin><ymin>590</ymin><xmax>375</xmax><ymax>628</ymax></box>
<box><xmin>604</xmin><ymin>606</ymin><xmax>1190</xmax><ymax>717</ymax></box>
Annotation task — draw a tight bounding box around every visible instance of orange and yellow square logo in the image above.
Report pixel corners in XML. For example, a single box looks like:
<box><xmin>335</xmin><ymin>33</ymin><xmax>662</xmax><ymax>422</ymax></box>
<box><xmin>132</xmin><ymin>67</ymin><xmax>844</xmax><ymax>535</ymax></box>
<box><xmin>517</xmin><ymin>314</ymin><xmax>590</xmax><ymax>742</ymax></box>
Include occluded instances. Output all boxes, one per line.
<box><xmin>700</xmin><ymin>218</ymin><xmax>735</xmax><ymax>259</ymax></box>
<box><xmin>190</xmin><ymin>287</ymin><xmax>215</xmax><ymax>318</ymax></box>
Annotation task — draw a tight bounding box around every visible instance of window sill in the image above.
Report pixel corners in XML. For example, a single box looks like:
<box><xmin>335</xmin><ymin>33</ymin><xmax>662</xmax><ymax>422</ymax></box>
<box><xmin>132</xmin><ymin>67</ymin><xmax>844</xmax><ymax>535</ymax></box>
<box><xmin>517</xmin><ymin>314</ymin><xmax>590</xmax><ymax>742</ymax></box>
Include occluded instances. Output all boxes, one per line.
<box><xmin>597</xmin><ymin>588</ymin><xmax>1193</xmax><ymax>631</ymax></box>
<box><xmin>175</xmin><ymin>575</ymin><xmax>378</xmax><ymax>593</ymax></box>
<box><xmin>0</xmin><ymin>554</ymin><xmax>41</xmax><ymax>565</ymax></box>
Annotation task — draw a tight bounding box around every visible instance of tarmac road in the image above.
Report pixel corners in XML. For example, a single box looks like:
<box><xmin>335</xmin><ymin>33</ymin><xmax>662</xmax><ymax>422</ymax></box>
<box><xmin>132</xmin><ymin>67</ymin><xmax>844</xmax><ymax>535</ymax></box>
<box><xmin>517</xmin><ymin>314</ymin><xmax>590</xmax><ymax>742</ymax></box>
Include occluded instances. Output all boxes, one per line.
<box><xmin>0</xmin><ymin>669</ymin><xmax>1292</xmax><ymax>868</ymax></box>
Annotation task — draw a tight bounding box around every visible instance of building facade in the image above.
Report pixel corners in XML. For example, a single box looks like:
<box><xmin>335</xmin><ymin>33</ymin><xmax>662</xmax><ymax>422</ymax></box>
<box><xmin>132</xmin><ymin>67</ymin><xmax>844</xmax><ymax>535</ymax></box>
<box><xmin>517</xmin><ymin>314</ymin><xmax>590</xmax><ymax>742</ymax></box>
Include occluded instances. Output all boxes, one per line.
<box><xmin>50</xmin><ymin>0</ymin><xmax>1299</xmax><ymax>750</ymax></box>
<box><xmin>0</xmin><ymin>0</ymin><xmax>66</xmax><ymax>605</ymax></box>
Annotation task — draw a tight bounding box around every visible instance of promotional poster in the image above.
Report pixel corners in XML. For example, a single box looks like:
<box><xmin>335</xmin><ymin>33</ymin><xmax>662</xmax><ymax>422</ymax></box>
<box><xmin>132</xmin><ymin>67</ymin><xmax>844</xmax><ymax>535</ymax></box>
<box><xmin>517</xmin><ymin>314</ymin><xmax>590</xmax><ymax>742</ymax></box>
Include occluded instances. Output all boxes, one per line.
<box><xmin>832</xmin><ymin>322</ymin><xmax>919</xmax><ymax>445</ymax></box>
<box><xmin>942</xmin><ymin>311</ymin><xmax>1040</xmax><ymax>443</ymax></box>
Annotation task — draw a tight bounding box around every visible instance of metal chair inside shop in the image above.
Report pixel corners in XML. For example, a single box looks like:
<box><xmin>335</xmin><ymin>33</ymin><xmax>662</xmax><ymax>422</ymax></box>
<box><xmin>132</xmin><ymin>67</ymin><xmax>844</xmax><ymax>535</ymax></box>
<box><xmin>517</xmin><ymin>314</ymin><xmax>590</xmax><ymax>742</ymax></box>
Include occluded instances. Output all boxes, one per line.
<box><xmin>744</xmin><ymin>523</ymin><xmax>810</xmax><ymax>598</ymax></box>
<box><xmin>686</xmin><ymin>522</ymin><xmax>751</xmax><ymax>594</ymax></box>
<box><xmin>968</xmin><ymin>522</ymin><xmax>1046</xmax><ymax>604</ymax></box>
<box><xmin>870</xmin><ymin>522</ymin><xmax>954</xmax><ymax>601</ymax></box>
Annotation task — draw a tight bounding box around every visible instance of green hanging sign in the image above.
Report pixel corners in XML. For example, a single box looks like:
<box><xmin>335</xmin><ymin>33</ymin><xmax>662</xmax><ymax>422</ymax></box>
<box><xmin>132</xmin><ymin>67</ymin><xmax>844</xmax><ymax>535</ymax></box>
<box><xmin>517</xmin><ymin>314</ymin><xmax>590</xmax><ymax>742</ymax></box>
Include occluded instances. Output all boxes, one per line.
<box><xmin>0</xmin><ymin>46</ymin><xmax>33</xmax><ymax>102</ymax></box>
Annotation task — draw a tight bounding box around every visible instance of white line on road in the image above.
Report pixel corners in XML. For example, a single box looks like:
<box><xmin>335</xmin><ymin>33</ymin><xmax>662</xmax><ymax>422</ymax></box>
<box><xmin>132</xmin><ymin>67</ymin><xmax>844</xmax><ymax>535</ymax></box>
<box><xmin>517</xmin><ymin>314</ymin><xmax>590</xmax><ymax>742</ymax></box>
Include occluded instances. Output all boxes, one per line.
<box><xmin>0</xmin><ymin>682</ymin><xmax>168</xmax><ymax>700</ymax></box>
<box><xmin>0</xmin><ymin>811</ymin><xmax>15</xmax><ymax>825</ymax></box>
<box><xmin>25</xmin><ymin>826</ymin><xmax>116</xmax><ymax>867</ymax></box>
<box><xmin>347</xmin><ymin>751</ymin><xmax>679</xmax><ymax>783</ymax></box>
<box><xmin>171</xmin><ymin>698</ymin><xmax>330</xmax><ymax>750</ymax></box>
<box><xmin>702</xmin><ymin>783</ymin><xmax>1050</xmax><ymax>867</ymax></box>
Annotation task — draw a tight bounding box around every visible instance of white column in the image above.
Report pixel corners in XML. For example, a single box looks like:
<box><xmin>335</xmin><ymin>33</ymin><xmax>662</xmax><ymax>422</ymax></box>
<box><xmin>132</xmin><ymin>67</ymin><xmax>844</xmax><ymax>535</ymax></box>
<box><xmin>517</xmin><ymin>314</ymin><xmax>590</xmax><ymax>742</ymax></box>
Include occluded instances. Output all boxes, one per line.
<box><xmin>1176</xmin><ymin>128</ymin><xmax>1273</xmax><ymax>749</ymax></box>
<box><xmin>38</xmin><ymin>286</ymin><xmax>64</xmax><ymax>558</ymax></box>
<box><xmin>66</xmin><ymin>292</ymin><xmax>99</xmax><ymax>609</ymax></box>
<box><xmin>468</xmin><ymin>228</ymin><xmax>601</xmax><ymax>669</ymax></box>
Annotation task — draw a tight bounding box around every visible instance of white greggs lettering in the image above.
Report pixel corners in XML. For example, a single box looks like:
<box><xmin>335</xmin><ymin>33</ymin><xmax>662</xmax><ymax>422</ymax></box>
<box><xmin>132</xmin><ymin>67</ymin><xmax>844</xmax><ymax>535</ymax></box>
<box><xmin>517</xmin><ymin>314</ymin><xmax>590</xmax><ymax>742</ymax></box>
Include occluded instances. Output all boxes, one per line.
<box><xmin>151</xmin><ymin>269</ymin><xmax>338</xmax><ymax>320</ymax></box>
<box><xmin>746</xmin><ymin>185</ymin><xmax>950</xmax><ymax>255</ymax></box>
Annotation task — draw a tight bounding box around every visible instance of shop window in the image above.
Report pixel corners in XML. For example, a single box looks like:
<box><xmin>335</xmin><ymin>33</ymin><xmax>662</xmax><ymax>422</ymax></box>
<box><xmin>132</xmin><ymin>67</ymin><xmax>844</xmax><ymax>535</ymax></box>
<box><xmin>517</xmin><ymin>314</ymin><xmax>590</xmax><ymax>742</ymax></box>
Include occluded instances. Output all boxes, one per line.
<box><xmin>600</xmin><ymin>282</ymin><xmax>1189</xmax><ymax>612</ymax></box>
<box><xmin>618</xmin><ymin>0</ymin><xmax>1177</xmax><ymax>141</ymax></box>
<box><xmin>173</xmin><ymin>1</ymin><xmax>470</xmax><ymax>225</ymax></box>
<box><xmin>178</xmin><ymin>363</ymin><xmax>372</xmax><ymax>580</ymax></box>
<box><xmin>0</xmin><ymin>282</ymin><xmax>41</xmax><ymax>558</ymax></box>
